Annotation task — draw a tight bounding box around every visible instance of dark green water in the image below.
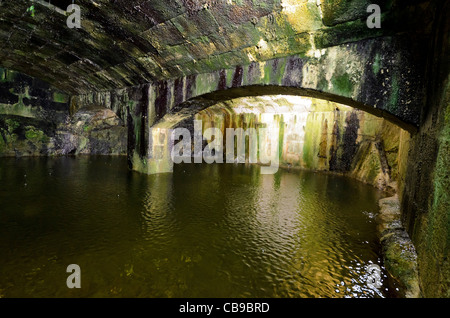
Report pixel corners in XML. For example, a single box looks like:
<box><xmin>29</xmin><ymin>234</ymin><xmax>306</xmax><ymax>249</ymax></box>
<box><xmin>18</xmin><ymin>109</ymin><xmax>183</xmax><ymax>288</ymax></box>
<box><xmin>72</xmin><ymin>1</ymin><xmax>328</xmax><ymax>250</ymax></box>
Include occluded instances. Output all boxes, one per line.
<box><xmin>0</xmin><ymin>157</ymin><xmax>402</xmax><ymax>298</ymax></box>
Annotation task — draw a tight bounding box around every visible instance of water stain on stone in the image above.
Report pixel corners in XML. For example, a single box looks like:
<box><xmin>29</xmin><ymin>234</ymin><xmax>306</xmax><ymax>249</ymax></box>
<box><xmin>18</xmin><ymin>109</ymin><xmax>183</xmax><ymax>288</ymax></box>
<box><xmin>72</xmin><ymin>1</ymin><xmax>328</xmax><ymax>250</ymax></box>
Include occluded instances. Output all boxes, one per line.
<box><xmin>174</xmin><ymin>77</ymin><xmax>184</xmax><ymax>106</ymax></box>
<box><xmin>185</xmin><ymin>74</ymin><xmax>197</xmax><ymax>100</ymax></box>
<box><xmin>340</xmin><ymin>111</ymin><xmax>360</xmax><ymax>171</ymax></box>
<box><xmin>126</xmin><ymin>105</ymin><xmax>135</xmax><ymax>169</ymax></box>
<box><xmin>232</xmin><ymin>66</ymin><xmax>243</xmax><ymax>88</ymax></box>
<box><xmin>140</xmin><ymin>84</ymin><xmax>149</xmax><ymax>158</ymax></box>
<box><xmin>329</xmin><ymin>108</ymin><xmax>341</xmax><ymax>171</ymax></box>
<box><xmin>218</xmin><ymin>69</ymin><xmax>227</xmax><ymax>91</ymax></box>
<box><xmin>282</xmin><ymin>56</ymin><xmax>303</xmax><ymax>87</ymax></box>
<box><xmin>155</xmin><ymin>80</ymin><xmax>168</xmax><ymax>121</ymax></box>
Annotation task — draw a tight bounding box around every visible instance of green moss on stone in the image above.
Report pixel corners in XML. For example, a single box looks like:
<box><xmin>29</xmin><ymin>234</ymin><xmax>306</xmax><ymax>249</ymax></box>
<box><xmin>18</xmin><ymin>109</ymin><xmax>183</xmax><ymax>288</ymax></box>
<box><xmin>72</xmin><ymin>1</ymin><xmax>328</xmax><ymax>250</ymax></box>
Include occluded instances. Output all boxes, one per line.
<box><xmin>331</xmin><ymin>73</ymin><xmax>354</xmax><ymax>96</ymax></box>
<box><xmin>372</xmin><ymin>53</ymin><xmax>381</xmax><ymax>74</ymax></box>
<box><xmin>278</xmin><ymin>115</ymin><xmax>284</xmax><ymax>162</ymax></box>
<box><xmin>302</xmin><ymin>112</ymin><xmax>324</xmax><ymax>168</ymax></box>
<box><xmin>5</xmin><ymin>118</ymin><xmax>20</xmax><ymax>133</ymax></box>
<box><xmin>272</xmin><ymin>57</ymin><xmax>287</xmax><ymax>85</ymax></box>
<box><xmin>317</xmin><ymin>77</ymin><xmax>329</xmax><ymax>92</ymax></box>
<box><xmin>53</xmin><ymin>91</ymin><xmax>69</xmax><ymax>103</ymax></box>
<box><xmin>382</xmin><ymin>231</ymin><xmax>421</xmax><ymax>297</ymax></box>
<box><xmin>4</xmin><ymin>69</ymin><xmax>16</xmax><ymax>82</ymax></box>
<box><xmin>422</xmin><ymin>97</ymin><xmax>450</xmax><ymax>296</ymax></box>
<box><xmin>321</xmin><ymin>0</ymin><xmax>371</xmax><ymax>26</ymax></box>
<box><xmin>25</xmin><ymin>126</ymin><xmax>48</xmax><ymax>142</ymax></box>
<box><xmin>0</xmin><ymin>68</ymin><xmax>6</xmax><ymax>82</ymax></box>
<box><xmin>366</xmin><ymin>150</ymin><xmax>381</xmax><ymax>181</ymax></box>
<box><xmin>388</xmin><ymin>76</ymin><xmax>399</xmax><ymax>112</ymax></box>
<box><xmin>0</xmin><ymin>134</ymin><xmax>4</xmax><ymax>152</ymax></box>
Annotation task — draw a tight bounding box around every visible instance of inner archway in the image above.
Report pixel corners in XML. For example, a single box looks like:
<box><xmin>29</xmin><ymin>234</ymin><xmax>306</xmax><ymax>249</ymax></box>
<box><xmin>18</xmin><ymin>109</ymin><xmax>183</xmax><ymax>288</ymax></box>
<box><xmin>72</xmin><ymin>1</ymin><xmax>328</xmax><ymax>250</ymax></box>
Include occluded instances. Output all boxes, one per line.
<box><xmin>145</xmin><ymin>94</ymin><xmax>410</xmax><ymax>194</ymax></box>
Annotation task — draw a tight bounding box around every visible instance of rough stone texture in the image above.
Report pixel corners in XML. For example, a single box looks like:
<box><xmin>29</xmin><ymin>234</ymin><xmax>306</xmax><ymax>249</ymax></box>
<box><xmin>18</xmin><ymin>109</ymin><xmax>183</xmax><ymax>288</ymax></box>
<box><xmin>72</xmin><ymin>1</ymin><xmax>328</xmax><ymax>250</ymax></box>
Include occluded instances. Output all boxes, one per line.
<box><xmin>0</xmin><ymin>69</ymin><xmax>126</xmax><ymax>156</ymax></box>
<box><xmin>0</xmin><ymin>114</ymin><xmax>57</xmax><ymax>156</ymax></box>
<box><xmin>0</xmin><ymin>0</ymin><xmax>433</xmax><ymax>94</ymax></box>
<box><xmin>52</xmin><ymin>105</ymin><xmax>127</xmax><ymax>156</ymax></box>
<box><xmin>377</xmin><ymin>195</ymin><xmax>421</xmax><ymax>298</ymax></box>
<box><xmin>0</xmin><ymin>67</ymin><xmax>69</xmax><ymax>156</ymax></box>
<box><xmin>0</xmin><ymin>67</ymin><xmax>69</xmax><ymax>123</ymax></box>
<box><xmin>6</xmin><ymin>0</ymin><xmax>435</xmax><ymax>172</ymax></box>
<box><xmin>400</xmin><ymin>0</ymin><xmax>450</xmax><ymax>298</ymax></box>
<box><xmin>402</xmin><ymin>80</ymin><xmax>450</xmax><ymax>297</ymax></box>
<box><xmin>74</xmin><ymin>35</ymin><xmax>426</xmax><ymax>130</ymax></box>
<box><xmin>71</xmin><ymin>34</ymin><xmax>427</xmax><ymax>178</ymax></box>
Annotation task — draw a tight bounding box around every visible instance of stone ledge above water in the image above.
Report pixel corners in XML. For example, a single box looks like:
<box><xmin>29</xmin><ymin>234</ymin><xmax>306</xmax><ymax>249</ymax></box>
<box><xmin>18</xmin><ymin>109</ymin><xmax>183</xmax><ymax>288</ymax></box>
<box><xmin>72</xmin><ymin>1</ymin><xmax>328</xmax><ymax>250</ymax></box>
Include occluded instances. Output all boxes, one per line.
<box><xmin>378</xmin><ymin>195</ymin><xmax>421</xmax><ymax>298</ymax></box>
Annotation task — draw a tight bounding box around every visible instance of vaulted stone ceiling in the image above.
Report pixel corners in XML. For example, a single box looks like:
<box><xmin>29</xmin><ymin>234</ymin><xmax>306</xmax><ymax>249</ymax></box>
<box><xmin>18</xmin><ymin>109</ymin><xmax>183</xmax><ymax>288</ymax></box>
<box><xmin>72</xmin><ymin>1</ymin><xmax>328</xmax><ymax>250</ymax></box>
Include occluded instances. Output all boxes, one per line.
<box><xmin>0</xmin><ymin>0</ymin><xmax>434</xmax><ymax>94</ymax></box>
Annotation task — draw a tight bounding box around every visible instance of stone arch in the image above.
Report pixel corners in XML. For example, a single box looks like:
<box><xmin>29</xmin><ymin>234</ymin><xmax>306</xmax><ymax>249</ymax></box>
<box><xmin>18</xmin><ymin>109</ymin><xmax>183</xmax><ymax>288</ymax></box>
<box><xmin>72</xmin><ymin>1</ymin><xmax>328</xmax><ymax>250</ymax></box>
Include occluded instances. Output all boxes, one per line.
<box><xmin>132</xmin><ymin>85</ymin><xmax>410</xmax><ymax>192</ymax></box>
<box><xmin>168</xmin><ymin>84</ymin><xmax>417</xmax><ymax>132</ymax></box>
<box><xmin>142</xmin><ymin>36</ymin><xmax>424</xmax><ymax>133</ymax></box>
<box><xmin>72</xmin><ymin>39</ymin><xmax>424</xmax><ymax>175</ymax></box>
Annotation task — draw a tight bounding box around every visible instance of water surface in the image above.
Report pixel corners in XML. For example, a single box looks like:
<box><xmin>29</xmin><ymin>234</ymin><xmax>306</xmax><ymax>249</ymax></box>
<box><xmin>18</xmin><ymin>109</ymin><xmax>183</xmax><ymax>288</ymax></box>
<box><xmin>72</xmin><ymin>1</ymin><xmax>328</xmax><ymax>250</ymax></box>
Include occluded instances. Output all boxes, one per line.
<box><xmin>0</xmin><ymin>157</ymin><xmax>402</xmax><ymax>297</ymax></box>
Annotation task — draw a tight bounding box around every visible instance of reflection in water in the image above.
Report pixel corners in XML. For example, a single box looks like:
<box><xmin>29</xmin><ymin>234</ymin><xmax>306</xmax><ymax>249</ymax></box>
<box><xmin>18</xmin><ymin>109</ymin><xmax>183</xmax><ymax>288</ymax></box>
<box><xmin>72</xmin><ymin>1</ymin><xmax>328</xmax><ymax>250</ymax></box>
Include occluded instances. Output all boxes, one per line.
<box><xmin>0</xmin><ymin>157</ymin><xmax>402</xmax><ymax>297</ymax></box>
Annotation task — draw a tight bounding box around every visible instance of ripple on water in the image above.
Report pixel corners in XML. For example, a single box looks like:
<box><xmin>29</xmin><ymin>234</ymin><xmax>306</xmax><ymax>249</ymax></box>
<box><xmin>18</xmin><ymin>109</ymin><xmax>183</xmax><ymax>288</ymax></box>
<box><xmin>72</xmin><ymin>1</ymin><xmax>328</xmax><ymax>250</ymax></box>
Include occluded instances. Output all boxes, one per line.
<box><xmin>0</xmin><ymin>158</ymin><xmax>402</xmax><ymax>297</ymax></box>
